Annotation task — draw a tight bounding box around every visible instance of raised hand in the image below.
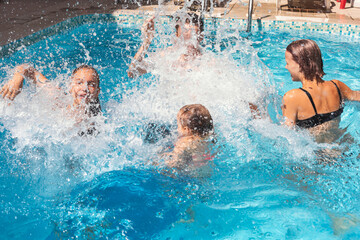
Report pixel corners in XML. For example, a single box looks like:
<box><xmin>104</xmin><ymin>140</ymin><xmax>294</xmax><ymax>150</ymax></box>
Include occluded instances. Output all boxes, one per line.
<box><xmin>0</xmin><ymin>65</ymin><xmax>49</xmax><ymax>100</ymax></box>
<box><xmin>128</xmin><ymin>16</ymin><xmax>157</xmax><ymax>78</ymax></box>
<box><xmin>0</xmin><ymin>72</ymin><xmax>24</xmax><ymax>100</ymax></box>
<box><xmin>141</xmin><ymin>16</ymin><xmax>155</xmax><ymax>43</ymax></box>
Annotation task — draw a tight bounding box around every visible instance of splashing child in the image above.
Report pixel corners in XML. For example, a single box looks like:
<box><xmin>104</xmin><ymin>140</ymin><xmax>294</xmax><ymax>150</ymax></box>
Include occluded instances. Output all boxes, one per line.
<box><xmin>127</xmin><ymin>12</ymin><xmax>204</xmax><ymax>78</ymax></box>
<box><xmin>1</xmin><ymin>64</ymin><xmax>101</xmax><ymax>116</ymax></box>
<box><xmin>1</xmin><ymin>64</ymin><xmax>102</xmax><ymax>135</ymax></box>
<box><xmin>165</xmin><ymin>104</ymin><xmax>215</xmax><ymax>170</ymax></box>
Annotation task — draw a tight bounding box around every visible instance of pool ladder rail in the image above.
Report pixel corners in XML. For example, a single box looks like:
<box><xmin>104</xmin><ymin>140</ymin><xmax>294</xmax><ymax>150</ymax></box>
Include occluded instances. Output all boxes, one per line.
<box><xmin>246</xmin><ymin>0</ymin><xmax>254</xmax><ymax>32</ymax></box>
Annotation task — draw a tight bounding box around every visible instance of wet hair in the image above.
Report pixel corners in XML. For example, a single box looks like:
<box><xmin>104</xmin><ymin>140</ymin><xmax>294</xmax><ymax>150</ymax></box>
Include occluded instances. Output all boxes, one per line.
<box><xmin>178</xmin><ymin>104</ymin><xmax>213</xmax><ymax>137</ymax></box>
<box><xmin>72</xmin><ymin>64</ymin><xmax>100</xmax><ymax>85</ymax></box>
<box><xmin>175</xmin><ymin>12</ymin><xmax>204</xmax><ymax>34</ymax></box>
<box><xmin>286</xmin><ymin>39</ymin><xmax>325</xmax><ymax>82</ymax></box>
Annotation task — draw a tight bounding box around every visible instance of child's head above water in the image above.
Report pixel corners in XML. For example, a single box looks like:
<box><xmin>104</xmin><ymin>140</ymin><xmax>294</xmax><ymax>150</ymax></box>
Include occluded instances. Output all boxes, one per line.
<box><xmin>70</xmin><ymin>65</ymin><xmax>100</xmax><ymax>105</ymax></box>
<box><xmin>174</xmin><ymin>12</ymin><xmax>204</xmax><ymax>42</ymax></box>
<box><xmin>177</xmin><ymin>104</ymin><xmax>213</xmax><ymax>137</ymax></box>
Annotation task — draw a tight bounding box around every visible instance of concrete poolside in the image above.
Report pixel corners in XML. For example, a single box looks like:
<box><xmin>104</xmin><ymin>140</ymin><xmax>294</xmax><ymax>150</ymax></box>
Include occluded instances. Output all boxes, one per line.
<box><xmin>0</xmin><ymin>0</ymin><xmax>360</xmax><ymax>46</ymax></box>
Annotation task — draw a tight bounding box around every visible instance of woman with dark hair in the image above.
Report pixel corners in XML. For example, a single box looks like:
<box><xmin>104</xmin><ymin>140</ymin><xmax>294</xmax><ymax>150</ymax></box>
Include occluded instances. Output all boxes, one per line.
<box><xmin>1</xmin><ymin>64</ymin><xmax>101</xmax><ymax>120</ymax></box>
<box><xmin>282</xmin><ymin>39</ymin><xmax>360</xmax><ymax>133</ymax></box>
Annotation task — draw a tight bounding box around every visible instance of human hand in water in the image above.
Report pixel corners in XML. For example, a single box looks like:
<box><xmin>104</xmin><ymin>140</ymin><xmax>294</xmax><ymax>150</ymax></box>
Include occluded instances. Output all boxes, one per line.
<box><xmin>0</xmin><ymin>73</ymin><xmax>24</xmax><ymax>100</ymax></box>
<box><xmin>141</xmin><ymin>16</ymin><xmax>155</xmax><ymax>44</ymax></box>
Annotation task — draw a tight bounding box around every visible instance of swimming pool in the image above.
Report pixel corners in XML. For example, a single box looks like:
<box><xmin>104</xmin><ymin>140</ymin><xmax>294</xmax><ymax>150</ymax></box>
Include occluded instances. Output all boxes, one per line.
<box><xmin>1</xmin><ymin>14</ymin><xmax>360</xmax><ymax>239</ymax></box>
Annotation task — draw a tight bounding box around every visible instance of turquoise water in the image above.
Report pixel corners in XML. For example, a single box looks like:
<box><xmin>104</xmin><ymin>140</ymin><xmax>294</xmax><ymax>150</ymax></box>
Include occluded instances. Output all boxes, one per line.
<box><xmin>1</xmin><ymin>18</ymin><xmax>360</xmax><ymax>239</ymax></box>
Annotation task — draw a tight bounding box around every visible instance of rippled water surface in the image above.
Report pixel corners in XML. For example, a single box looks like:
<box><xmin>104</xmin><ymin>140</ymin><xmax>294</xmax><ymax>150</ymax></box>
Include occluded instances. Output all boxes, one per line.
<box><xmin>1</xmin><ymin>16</ymin><xmax>360</xmax><ymax>239</ymax></box>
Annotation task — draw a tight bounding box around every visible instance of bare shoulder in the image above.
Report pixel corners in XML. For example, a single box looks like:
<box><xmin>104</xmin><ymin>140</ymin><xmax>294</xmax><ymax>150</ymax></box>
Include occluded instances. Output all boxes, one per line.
<box><xmin>329</xmin><ymin>79</ymin><xmax>360</xmax><ymax>101</ymax></box>
<box><xmin>282</xmin><ymin>89</ymin><xmax>306</xmax><ymax>114</ymax></box>
<box><xmin>330</xmin><ymin>79</ymin><xmax>348</xmax><ymax>89</ymax></box>
<box><xmin>173</xmin><ymin>136</ymin><xmax>193</xmax><ymax>153</ymax></box>
<box><xmin>283</xmin><ymin>89</ymin><xmax>303</xmax><ymax>101</ymax></box>
<box><xmin>329</xmin><ymin>79</ymin><xmax>353</xmax><ymax>94</ymax></box>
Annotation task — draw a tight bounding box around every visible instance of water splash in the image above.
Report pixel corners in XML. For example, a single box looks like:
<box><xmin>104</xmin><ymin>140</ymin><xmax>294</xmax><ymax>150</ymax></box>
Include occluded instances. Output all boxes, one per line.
<box><xmin>1</xmin><ymin>7</ymin><xmax>360</xmax><ymax>238</ymax></box>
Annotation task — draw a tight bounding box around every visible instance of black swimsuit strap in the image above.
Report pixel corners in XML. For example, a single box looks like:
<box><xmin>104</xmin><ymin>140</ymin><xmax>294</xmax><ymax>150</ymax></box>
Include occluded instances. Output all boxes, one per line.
<box><xmin>330</xmin><ymin>80</ymin><xmax>343</xmax><ymax>104</ymax></box>
<box><xmin>299</xmin><ymin>88</ymin><xmax>318</xmax><ymax>115</ymax></box>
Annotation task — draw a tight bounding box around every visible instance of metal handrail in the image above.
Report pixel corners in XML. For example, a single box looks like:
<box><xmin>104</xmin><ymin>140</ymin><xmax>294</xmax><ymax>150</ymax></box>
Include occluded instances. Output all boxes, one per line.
<box><xmin>246</xmin><ymin>0</ymin><xmax>254</xmax><ymax>32</ymax></box>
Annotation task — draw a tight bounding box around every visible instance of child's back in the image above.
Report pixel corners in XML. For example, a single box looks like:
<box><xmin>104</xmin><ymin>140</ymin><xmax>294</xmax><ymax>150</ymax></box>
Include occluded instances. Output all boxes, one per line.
<box><xmin>165</xmin><ymin>104</ymin><xmax>214</xmax><ymax>171</ymax></box>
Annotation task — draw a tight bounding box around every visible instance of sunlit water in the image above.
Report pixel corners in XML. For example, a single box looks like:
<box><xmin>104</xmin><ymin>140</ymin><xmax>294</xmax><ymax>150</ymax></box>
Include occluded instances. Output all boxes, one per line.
<box><xmin>1</xmin><ymin>15</ymin><xmax>360</xmax><ymax>239</ymax></box>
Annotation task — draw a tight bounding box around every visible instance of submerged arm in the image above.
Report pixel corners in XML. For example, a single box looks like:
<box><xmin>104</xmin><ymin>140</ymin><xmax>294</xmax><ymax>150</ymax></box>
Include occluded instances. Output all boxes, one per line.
<box><xmin>127</xmin><ymin>17</ymin><xmax>155</xmax><ymax>78</ymax></box>
<box><xmin>1</xmin><ymin>64</ymin><xmax>48</xmax><ymax>100</ymax></box>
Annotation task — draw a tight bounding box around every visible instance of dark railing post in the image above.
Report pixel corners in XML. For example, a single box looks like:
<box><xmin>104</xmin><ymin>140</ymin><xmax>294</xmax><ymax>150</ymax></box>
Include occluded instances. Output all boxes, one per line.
<box><xmin>246</xmin><ymin>0</ymin><xmax>254</xmax><ymax>32</ymax></box>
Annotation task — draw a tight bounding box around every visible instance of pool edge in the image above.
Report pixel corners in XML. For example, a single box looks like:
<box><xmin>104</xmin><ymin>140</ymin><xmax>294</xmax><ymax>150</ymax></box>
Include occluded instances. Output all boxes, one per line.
<box><xmin>1</xmin><ymin>13</ymin><xmax>359</xmax><ymax>59</ymax></box>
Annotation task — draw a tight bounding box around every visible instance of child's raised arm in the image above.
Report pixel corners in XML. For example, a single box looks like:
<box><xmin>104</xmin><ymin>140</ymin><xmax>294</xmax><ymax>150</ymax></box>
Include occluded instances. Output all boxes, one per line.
<box><xmin>127</xmin><ymin>17</ymin><xmax>155</xmax><ymax>78</ymax></box>
<box><xmin>1</xmin><ymin>64</ymin><xmax>48</xmax><ymax>100</ymax></box>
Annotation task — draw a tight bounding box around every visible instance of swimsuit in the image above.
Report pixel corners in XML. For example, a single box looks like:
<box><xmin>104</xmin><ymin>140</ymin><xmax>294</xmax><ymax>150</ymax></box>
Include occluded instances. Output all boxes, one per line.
<box><xmin>296</xmin><ymin>81</ymin><xmax>343</xmax><ymax>128</ymax></box>
<box><xmin>78</xmin><ymin>98</ymin><xmax>102</xmax><ymax>136</ymax></box>
<box><xmin>86</xmin><ymin>98</ymin><xmax>102</xmax><ymax>117</ymax></box>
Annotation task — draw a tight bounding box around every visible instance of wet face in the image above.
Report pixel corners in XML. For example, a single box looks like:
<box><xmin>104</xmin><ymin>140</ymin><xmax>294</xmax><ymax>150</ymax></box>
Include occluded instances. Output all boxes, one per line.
<box><xmin>70</xmin><ymin>68</ymin><xmax>100</xmax><ymax>105</ymax></box>
<box><xmin>285</xmin><ymin>51</ymin><xmax>303</xmax><ymax>82</ymax></box>
<box><xmin>176</xmin><ymin>21</ymin><xmax>200</xmax><ymax>43</ymax></box>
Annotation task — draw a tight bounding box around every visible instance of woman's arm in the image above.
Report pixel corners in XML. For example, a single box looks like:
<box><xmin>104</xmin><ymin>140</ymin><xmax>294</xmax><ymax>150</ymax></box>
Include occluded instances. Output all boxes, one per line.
<box><xmin>1</xmin><ymin>64</ymin><xmax>48</xmax><ymax>100</ymax></box>
<box><xmin>127</xmin><ymin>17</ymin><xmax>155</xmax><ymax>78</ymax></box>
<box><xmin>281</xmin><ymin>90</ymin><xmax>299</xmax><ymax>127</ymax></box>
<box><xmin>334</xmin><ymin>80</ymin><xmax>360</xmax><ymax>101</ymax></box>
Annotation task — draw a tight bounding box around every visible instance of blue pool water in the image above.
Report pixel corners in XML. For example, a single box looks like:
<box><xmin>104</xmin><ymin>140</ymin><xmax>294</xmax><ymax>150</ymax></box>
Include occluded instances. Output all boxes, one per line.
<box><xmin>1</xmin><ymin>15</ymin><xmax>360</xmax><ymax>239</ymax></box>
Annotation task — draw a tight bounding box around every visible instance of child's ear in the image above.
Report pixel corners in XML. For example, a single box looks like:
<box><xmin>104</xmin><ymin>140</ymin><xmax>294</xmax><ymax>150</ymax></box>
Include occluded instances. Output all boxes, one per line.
<box><xmin>184</xmin><ymin>126</ymin><xmax>192</xmax><ymax>134</ymax></box>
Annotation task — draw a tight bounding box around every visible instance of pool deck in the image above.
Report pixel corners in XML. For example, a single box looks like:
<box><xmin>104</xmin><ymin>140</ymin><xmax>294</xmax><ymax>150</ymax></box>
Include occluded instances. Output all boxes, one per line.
<box><xmin>0</xmin><ymin>0</ymin><xmax>360</xmax><ymax>46</ymax></box>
